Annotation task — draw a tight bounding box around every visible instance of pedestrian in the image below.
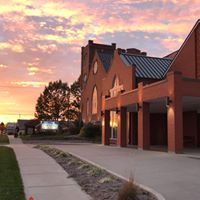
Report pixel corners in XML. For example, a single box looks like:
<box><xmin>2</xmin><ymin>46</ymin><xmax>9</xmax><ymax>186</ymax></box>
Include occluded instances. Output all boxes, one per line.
<box><xmin>15</xmin><ymin>126</ymin><xmax>19</xmax><ymax>138</ymax></box>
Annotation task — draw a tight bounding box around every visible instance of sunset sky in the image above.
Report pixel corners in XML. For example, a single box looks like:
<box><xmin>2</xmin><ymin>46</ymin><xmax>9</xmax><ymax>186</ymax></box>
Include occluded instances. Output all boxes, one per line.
<box><xmin>0</xmin><ymin>0</ymin><xmax>199</xmax><ymax>123</ymax></box>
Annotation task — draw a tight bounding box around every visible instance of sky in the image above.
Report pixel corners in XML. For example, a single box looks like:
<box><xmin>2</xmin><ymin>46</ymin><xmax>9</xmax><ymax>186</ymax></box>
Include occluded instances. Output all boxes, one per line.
<box><xmin>0</xmin><ymin>0</ymin><xmax>199</xmax><ymax>123</ymax></box>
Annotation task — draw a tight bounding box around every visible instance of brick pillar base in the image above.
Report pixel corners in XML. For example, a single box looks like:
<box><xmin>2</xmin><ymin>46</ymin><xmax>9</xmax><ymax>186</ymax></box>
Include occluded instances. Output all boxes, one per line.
<box><xmin>117</xmin><ymin>107</ymin><xmax>127</xmax><ymax>147</ymax></box>
<box><xmin>167</xmin><ymin>98</ymin><xmax>183</xmax><ymax>153</ymax></box>
<box><xmin>138</xmin><ymin>103</ymin><xmax>150</xmax><ymax>150</ymax></box>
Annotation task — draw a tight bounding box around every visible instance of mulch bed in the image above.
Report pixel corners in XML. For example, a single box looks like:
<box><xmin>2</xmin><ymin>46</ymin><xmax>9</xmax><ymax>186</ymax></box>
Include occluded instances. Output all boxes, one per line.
<box><xmin>35</xmin><ymin>145</ymin><xmax>157</xmax><ymax>200</ymax></box>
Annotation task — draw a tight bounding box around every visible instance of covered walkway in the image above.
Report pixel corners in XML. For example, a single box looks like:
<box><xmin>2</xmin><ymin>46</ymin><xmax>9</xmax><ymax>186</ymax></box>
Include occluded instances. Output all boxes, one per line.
<box><xmin>102</xmin><ymin>71</ymin><xmax>200</xmax><ymax>152</ymax></box>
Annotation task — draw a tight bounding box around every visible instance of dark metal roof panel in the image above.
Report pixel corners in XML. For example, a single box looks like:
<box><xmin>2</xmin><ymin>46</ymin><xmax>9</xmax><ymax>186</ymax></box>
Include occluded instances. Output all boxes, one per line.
<box><xmin>98</xmin><ymin>52</ymin><xmax>113</xmax><ymax>71</ymax></box>
<box><xmin>120</xmin><ymin>53</ymin><xmax>172</xmax><ymax>79</ymax></box>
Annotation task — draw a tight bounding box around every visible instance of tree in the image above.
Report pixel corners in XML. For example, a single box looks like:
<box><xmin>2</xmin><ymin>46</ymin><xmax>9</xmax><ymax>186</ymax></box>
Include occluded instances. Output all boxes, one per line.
<box><xmin>0</xmin><ymin>122</ymin><xmax>5</xmax><ymax>133</ymax></box>
<box><xmin>35</xmin><ymin>80</ymin><xmax>70</xmax><ymax>121</ymax></box>
<box><xmin>69</xmin><ymin>79</ymin><xmax>81</xmax><ymax>121</ymax></box>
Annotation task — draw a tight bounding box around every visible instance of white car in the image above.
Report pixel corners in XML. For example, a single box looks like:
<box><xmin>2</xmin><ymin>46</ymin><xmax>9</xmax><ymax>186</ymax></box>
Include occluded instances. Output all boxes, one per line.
<box><xmin>6</xmin><ymin>123</ymin><xmax>17</xmax><ymax>135</ymax></box>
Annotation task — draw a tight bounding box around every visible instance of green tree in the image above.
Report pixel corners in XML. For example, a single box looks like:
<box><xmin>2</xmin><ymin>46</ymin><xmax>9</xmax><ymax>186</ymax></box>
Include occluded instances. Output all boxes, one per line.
<box><xmin>35</xmin><ymin>80</ymin><xmax>70</xmax><ymax>121</ymax></box>
<box><xmin>69</xmin><ymin>79</ymin><xmax>81</xmax><ymax>121</ymax></box>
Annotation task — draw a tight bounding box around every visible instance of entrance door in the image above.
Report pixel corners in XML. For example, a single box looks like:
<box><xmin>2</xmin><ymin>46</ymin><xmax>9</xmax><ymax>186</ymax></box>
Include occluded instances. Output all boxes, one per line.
<box><xmin>129</xmin><ymin>112</ymin><xmax>138</xmax><ymax>145</ymax></box>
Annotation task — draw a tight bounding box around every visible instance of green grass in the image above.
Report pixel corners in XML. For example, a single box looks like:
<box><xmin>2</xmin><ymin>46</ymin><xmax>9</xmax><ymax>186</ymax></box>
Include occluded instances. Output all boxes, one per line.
<box><xmin>0</xmin><ymin>134</ymin><xmax>9</xmax><ymax>144</ymax></box>
<box><xmin>0</xmin><ymin>146</ymin><xmax>25</xmax><ymax>200</ymax></box>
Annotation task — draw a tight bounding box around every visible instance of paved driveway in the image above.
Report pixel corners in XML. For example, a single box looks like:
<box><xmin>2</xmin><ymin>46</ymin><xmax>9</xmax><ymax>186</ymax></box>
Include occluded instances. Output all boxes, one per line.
<box><xmin>53</xmin><ymin>144</ymin><xmax>200</xmax><ymax>200</ymax></box>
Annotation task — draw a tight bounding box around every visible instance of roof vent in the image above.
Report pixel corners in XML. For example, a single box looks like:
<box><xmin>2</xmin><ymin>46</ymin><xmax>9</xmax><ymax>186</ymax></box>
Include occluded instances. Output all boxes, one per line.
<box><xmin>117</xmin><ymin>48</ymin><xmax>126</xmax><ymax>54</ymax></box>
<box><xmin>126</xmin><ymin>48</ymin><xmax>141</xmax><ymax>54</ymax></box>
<box><xmin>141</xmin><ymin>52</ymin><xmax>147</xmax><ymax>56</ymax></box>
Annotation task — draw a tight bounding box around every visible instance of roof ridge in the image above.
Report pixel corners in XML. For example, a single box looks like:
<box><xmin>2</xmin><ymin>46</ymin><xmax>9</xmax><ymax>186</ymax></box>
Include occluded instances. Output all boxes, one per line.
<box><xmin>121</xmin><ymin>52</ymin><xmax>172</xmax><ymax>60</ymax></box>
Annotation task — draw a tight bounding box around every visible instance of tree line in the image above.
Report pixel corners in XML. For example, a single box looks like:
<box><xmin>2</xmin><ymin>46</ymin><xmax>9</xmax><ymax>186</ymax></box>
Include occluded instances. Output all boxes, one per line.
<box><xmin>35</xmin><ymin>79</ymin><xmax>81</xmax><ymax>121</ymax></box>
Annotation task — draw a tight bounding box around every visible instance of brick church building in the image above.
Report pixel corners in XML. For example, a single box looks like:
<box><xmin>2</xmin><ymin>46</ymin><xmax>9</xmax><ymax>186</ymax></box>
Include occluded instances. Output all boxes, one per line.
<box><xmin>81</xmin><ymin>19</ymin><xmax>200</xmax><ymax>153</ymax></box>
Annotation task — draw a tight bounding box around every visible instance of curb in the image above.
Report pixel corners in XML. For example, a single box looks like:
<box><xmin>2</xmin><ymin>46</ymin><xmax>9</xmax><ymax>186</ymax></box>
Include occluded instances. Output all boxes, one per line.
<box><xmin>68</xmin><ymin>151</ymin><xmax>166</xmax><ymax>200</ymax></box>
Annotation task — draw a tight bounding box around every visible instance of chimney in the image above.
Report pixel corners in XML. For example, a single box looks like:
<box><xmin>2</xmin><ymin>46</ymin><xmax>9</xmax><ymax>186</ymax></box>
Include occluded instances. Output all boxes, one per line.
<box><xmin>88</xmin><ymin>40</ymin><xmax>93</xmax><ymax>45</ymax></box>
<box><xmin>111</xmin><ymin>43</ymin><xmax>116</xmax><ymax>49</ymax></box>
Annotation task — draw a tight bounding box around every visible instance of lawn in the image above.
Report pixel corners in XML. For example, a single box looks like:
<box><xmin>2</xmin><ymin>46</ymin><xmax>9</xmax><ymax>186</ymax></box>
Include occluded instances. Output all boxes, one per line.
<box><xmin>0</xmin><ymin>146</ymin><xmax>25</xmax><ymax>200</ymax></box>
<box><xmin>0</xmin><ymin>134</ymin><xmax>9</xmax><ymax>144</ymax></box>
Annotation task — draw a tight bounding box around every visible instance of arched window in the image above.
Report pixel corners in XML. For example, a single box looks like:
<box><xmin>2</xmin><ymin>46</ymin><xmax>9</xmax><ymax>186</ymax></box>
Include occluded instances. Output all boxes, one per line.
<box><xmin>110</xmin><ymin>75</ymin><xmax>123</xmax><ymax>97</ymax></box>
<box><xmin>92</xmin><ymin>86</ymin><xmax>98</xmax><ymax>114</ymax></box>
<box><xmin>113</xmin><ymin>76</ymin><xmax>119</xmax><ymax>88</ymax></box>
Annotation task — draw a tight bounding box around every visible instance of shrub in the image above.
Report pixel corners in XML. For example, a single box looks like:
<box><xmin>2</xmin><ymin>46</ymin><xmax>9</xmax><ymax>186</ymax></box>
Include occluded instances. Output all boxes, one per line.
<box><xmin>79</xmin><ymin>122</ymin><xmax>101</xmax><ymax>139</ymax></box>
<box><xmin>118</xmin><ymin>179</ymin><xmax>137</xmax><ymax>200</ymax></box>
<box><xmin>69</xmin><ymin>120</ymin><xmax>83</xmax><ymax>135</ymax></box>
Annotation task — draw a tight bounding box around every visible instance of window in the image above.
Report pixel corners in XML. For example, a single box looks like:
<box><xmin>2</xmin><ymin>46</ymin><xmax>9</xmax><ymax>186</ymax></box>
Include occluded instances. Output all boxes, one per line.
<box><xmin>83</xmin><ymin>74</ymin><xmax>87</xmax><ymax>82</ymax></box>
<box><xmin>93</xmin><ymin>61</ymin><xmax>98</xmax><ymax>74</ymax></box>
<box><xmin>110</xmin><ymin>111</ymin><xmax>118</xmax><ymax>138</ymax></box>
<box><xmin>92</xmin><ymin>86</ymin><xmax>98</xmax><ymax>114</ymax></box>
<box><xmin>86</xmin><ymin>99</ymin><xmax>89</xmax><ymax>116</ymax></box>
<box><xmin>110</xmin><ymin>76</ymin><xmax>124</xmax><ymax>97</ymax></box>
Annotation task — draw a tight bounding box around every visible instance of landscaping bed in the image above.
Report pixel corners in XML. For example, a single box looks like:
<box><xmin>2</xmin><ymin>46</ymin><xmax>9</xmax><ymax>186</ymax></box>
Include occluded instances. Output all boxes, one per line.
<box><xmin>36</xmin><ymin>145</ymin><xmax>157</xmax><ymax>200</ymax></box>
<box><xmin>0</xmin><ymin>134</ymin><xmax>9</xmax><ymax>144</ymax></box>
<box><xmin>0</xmin><ymin>146</ymin><xmax>25</xmax><ymax>200</ymax></box>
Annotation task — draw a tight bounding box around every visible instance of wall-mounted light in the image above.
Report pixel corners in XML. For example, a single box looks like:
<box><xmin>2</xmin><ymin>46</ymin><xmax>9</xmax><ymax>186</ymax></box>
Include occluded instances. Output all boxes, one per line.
<box><xmin>135</xmin><ymin>103</ymin><xmax>142</xmax><ymax>112</ymax></box>
<box><xmin>120</xmin><ymin>89</ymin><xmax>125</xmax><ymax>94</ymax></box>
<box><xmin>116</xmin><ymin>107</ymin><xmax>120</xmax><ymax>114</ymax></box>
<box><xmin>101</xmin><ymin>111</ymin><xmax>105</xmax><ymax>116</ymax></box>
<box><xmin>165</xmin><ymin>97</ymin><xmax>172</xmax><ymax>108</ymax></box>
<box><xmin>105</xmin><ymin>95</ymin><xmax>110</xmax><ymax>99</ymax></box>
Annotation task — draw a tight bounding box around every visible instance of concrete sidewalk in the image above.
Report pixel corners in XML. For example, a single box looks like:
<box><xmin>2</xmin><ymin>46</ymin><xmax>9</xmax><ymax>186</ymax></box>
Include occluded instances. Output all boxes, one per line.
<box><xmin>53</xmin><ymin>143</ymin><xmax>200</xmax><ymax>200</ymax></box>
<box><xmin>8</xmin><ymin>136</ymin><xmax>91</xmax><ymax>200</ymax></box>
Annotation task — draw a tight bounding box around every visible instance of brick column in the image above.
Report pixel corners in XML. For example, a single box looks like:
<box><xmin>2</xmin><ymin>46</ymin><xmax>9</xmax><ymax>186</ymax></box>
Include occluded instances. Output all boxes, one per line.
<box><xmin>102</xmin><ymin>110</ymin><xmax>111</xmax><ymax>145</ymax></box>
<box><xmin>117</xmin><ymin>107</ymin><xmax>127</xmax><ymax>147</ymax></box>
<box><xmin>138</xmin><ymin>102</ymin><xmax>150</xmax><ymax>150</ymax></box>
<box><xmin>167</xmin><ymin>71</ymin><xmax>183</xmax><ymax>153</ymax></box>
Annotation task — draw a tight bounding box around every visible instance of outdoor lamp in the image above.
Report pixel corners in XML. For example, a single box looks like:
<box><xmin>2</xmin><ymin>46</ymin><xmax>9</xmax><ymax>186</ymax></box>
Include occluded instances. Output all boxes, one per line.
<box><xmin>135</xmin><ymin>103</ymin><xmax>142</xmax><ymax>112</ymax></box>
<box><xmin>116</xmin><ymin>107</ymin><xmax>120</xmax><ymax>114</ymax></box>
<box><xmin>101</xmin><ymin>111</ymin><xmax>105</xmax><ymax>116</ymax></box>
<box><xmin>166</xmin><ymin>97</ymin><xmax>172</xmax><ymax>108</ymax></box>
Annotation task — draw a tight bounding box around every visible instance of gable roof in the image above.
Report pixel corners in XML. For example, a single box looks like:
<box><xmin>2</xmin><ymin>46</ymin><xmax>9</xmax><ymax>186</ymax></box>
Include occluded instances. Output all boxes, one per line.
<box><xmin>163</xmin><ymin>19</ymin><xmax>200</xmax><ymax>76</ymax></box>
<box><xmin>97</xmin><ymin>51</ymin><xmax>113</xmax><ymax>71</ymax></box>
<box><xmin>164</xmin><ymin>50</ymin><xmax>179</xmax><ymax>59</ymax></box>
<box><xmin>120</xmin><ymin>53</ymin><xmax>172</xmax><ymax>79</ymax></box>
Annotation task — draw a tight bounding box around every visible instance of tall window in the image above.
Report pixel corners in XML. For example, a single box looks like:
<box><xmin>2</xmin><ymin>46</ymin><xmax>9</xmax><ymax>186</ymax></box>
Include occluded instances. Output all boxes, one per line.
<box><xmin>86</xmin><ymin>99</ymin><xmax>89</xmax><ymax>116</ymax></box>
<box><xmin>110</xmin><ymin>76</ymin><xmax>123</xmax><ymax>97</ymax></box>
<box><xmin>92</xmin><ymin>86</ymin><xmax>98</xmax><ymax>114</ymax></box>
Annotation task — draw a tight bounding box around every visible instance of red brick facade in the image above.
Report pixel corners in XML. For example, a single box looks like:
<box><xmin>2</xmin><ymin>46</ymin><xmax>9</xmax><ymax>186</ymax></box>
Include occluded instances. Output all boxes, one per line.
<box><xmin>81</xmin><ymin>20</ymin><xmax>200</xmax><ymax>153</ymax></box>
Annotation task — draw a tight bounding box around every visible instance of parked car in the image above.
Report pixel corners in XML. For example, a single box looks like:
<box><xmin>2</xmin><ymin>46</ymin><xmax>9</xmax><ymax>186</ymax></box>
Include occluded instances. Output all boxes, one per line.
<box><xmin>5</xmin><ymin>123</ymin><xmax>17</xmax><ymax>135</ymax></box>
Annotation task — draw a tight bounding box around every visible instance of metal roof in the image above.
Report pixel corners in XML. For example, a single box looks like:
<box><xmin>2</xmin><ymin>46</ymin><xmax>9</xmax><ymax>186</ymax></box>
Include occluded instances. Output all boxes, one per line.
<box><xmin>120</xmin><ymin>53</ymin><xmax>172</xmax><ymax>79</ymax></box>
<box><xmin>98</xmin><ymin>52</ymin><xmax>113</xmax><ymax>71</ymax></box>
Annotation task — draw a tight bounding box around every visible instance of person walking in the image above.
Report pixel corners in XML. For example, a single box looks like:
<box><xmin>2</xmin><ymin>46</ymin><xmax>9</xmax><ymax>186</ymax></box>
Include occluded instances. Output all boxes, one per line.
<box><xmin>15</xmin><ymin>126</ymin><xmax>19</xmax><ymax>138</ymax></box>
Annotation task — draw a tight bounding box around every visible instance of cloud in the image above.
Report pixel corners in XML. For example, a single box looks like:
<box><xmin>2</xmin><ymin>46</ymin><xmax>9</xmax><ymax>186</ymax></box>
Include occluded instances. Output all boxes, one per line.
<box><xmin>11</xmin><ymin>81</ymin><xmax>47</xmax><ymax>88</ymax></box>
<box><xmin>0</xmin><ymin>64</ymin><xmax>8</xmax><ymax>68</ymax></box>
<box><xmin>0</xmin><ymin>102</ymin><xmax>16</xmax><ymax>105</ymax></box>
<box><xmin>0</xmin><ymin>42</ymin><xmax>24</xmax><ymax>53</ymax></box>
<box><xmin>37</xmin><ymin>43</ymin><xmax>58</xmax><ymax>53</ymax></box>
<box><xmin>0</xmin><ymin>0</ymin><xmax>199</xmax><ymax>122</ymax></box>
<box><xmin>27</xmin><ymin>65</ymin><xmax>53</xmax><ymax>76</ymax></box>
